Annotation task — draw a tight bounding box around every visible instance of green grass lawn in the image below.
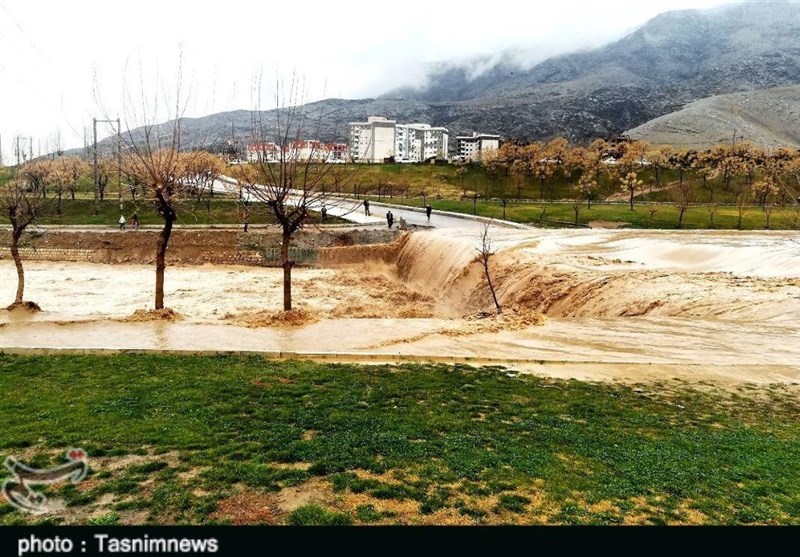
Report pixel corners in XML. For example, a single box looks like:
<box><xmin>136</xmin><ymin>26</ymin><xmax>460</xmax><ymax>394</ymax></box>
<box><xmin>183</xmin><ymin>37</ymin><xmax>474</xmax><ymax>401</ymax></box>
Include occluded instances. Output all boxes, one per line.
<box><xmin>379</xmin><ymin>198</ymin><xmax>800</xmax><ymax>230</ymax></box>
<box><xmin>0</xmin><ymin>198</ymin><xmax>344</xmax><ymax>227</ymax></box>
<box><xmin>6</xmin><ymin>163</ymin><xmax>797</xmax><ymax>229</ymax></box>
<box><xmin>1</xmin><ymin>354</ymin><xmax>798</xmax><ymax>525</ymax></box>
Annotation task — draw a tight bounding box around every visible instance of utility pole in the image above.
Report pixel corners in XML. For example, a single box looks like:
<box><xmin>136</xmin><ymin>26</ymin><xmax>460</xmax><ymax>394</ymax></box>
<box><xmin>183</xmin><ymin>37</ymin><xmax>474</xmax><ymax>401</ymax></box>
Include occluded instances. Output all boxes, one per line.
<box><xmin>15</xmin><ymin>136</ymin><xmax>21</xmax><ymax>166</ymax></box>
<box><xmin>115</xmin><ymin>118</ymin><xmax>122</xmax><ymax>211</ymax></box>
<box><xmin>93</xmin><ymin>118</ymin><xmax>98</xmax><ymax>215</ymax></box>
<box><xmin>0</xmin><ymin>134</ymin><xmax>3</xmax><ymax>167</ymax></box>
<box><xmin>28</xmin><ymin>137</ymin><xmax>33</xmax><ymax>162</ymax></box>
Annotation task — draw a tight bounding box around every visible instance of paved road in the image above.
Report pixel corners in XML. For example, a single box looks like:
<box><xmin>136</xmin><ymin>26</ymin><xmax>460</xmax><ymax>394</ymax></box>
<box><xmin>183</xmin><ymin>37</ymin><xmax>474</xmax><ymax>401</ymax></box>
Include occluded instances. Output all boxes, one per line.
<box><xmin>213</xmin><ymin>177</ymin><xmax>524</xmax><ymax>231</ymax></box>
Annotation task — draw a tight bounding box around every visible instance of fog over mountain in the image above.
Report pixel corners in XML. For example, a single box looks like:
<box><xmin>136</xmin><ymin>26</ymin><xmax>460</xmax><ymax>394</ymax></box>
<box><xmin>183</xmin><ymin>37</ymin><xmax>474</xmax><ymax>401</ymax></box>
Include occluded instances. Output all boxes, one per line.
<box><xmin>86</xmin><ymin>2</ymin><xmax>800</xmax><ymax>154</ymax></box>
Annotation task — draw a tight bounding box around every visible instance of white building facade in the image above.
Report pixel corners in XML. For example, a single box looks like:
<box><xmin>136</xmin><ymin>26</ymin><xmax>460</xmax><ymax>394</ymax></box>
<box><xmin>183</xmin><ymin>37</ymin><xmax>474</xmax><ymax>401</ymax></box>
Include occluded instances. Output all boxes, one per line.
<box><xmin>349</xmin><ymin>117</ymin><xmax>449</xmax><ymax>163</ymax></box>
<box><xmin>395</xmin><ymin>124</ymin><xmax>449</xmax><ymax>163</ymax></box>
<box><xmin>456</xmin><ymin>132</ymin><xmax>501</xmax><ymax>161</ymax></box>
<box><xmin>349</xmin><ymin>116</ymin><xmax>397</xmax><ymax>163</ymax></box>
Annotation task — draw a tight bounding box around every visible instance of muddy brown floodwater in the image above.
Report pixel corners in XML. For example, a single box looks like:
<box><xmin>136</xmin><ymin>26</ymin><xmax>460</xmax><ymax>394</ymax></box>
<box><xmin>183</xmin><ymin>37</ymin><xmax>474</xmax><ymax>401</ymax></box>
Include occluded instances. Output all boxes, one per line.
<box><xmin>2</xmin><ymin>228</ymin><xmax>799</xmax><ymax>385</ymax></box>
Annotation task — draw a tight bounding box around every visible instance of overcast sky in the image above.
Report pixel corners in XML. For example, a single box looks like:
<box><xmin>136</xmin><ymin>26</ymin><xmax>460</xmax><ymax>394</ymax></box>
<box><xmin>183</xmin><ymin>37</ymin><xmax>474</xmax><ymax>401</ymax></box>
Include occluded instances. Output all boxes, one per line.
<box><xmin>1</xmin><ymin>0</ymin><xmax>743</xmax><ymax>159</ymax></box>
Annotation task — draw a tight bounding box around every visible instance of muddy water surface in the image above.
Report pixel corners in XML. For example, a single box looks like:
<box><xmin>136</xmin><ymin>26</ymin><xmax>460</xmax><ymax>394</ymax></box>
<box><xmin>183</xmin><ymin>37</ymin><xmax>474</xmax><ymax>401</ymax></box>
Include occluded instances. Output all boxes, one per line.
<box><xmin>2</xmin><ymin>228</ymin><xmax>798</xmax><ymax>383</ymax></box>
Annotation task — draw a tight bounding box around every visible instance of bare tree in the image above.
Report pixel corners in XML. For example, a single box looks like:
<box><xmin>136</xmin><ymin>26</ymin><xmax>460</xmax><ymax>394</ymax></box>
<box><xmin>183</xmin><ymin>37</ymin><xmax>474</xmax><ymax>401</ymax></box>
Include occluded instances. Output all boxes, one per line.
<box><xmin>707</xmin><ymin>202</ymin><xmax>721</xmax><ymax>228</ymax></box>
<box><xmin>455</xmin><ymin>161</ymin><xmax>469</xmax><ymax>199</ymax></box>
<box><xmin>182</xmin><ymin>151</ymin><xmax>224</xmax><ymax>212</ymax></box>
<box><xmin>20</xmin><ymin>160</ymin><xmax>51</xmax><ymax>198</ymax></box>
<box><xmin>67</xmin><ymin>157</ymin><xmax>89</xmax><ymax>200</ymax></box>
<box><xmin>240</xmin><ymin>78</ymin><xmax>358</xmax><ymax>311</ymax></box>
<box><xmin>0</xmin><ymin>178</ymin><xmax>49</xmax><ymax>308</ymax></box>
<box><xmin>571</xmin><ymin>199</ymin><xmax>581</xmax><ymax>226</ymax></box>
<box><xmin>578</xmin><ymin>174</ymin><xmax>597</xmax><ymax>209</ymax></box>
<box><xmin>112</xmin><ymin>61</ymin><xmax>196</xmax><ymax>311</ymax></box>
<box><xmin>49</xmin><ymin>159</ymin><xmax>68</xmax><ymax>215</ymax></box>
<box><xmin>477</xmin><ymin>222</ymin><xmax>501</xmax><ymax>313</ymax></box>
<box><xmin>96</xmin><ymin>157</ymin><xmax>113</xmax><ymax>201</ymax></box>
<box><xmin>735</xmin><ymin>187</ymin><xmax>750</xmax><ymax>230</ymax></box>
<box><xmin>646</xmin><ymin>203</ymin><xmax>659</xmax><ymax>226</ymax></box>
<box><xmin>674</xmin><ymin>179</ymin><xmax>693</xmax><ymax>229</ymax></box>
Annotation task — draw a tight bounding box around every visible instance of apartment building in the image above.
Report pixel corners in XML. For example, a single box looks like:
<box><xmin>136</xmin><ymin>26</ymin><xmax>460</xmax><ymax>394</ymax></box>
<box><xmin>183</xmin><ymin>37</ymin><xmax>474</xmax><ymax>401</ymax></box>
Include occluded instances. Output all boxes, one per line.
<box><xmin>349</xmin><ymin>116</ymin><xmax>449</xmax><ymax>163</ymax></box>
<box><xmin>456</xmin><ymin>132</ymin><xmax>501</xmax><ymax>161</ymax></box>
<box><xmin>349</xmin><ymin>116</ymin><xmax>397</xmax><ymax>163</ymax></box>
<box><xmin>395</xmin><ymin>123</ymin><xmax>449</xmax><ymax>163</ymax></box>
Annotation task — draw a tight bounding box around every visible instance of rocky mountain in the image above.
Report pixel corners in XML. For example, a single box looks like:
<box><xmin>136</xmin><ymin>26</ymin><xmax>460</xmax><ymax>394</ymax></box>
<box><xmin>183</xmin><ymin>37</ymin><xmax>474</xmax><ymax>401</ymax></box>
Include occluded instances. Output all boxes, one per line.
<box><xmin>385</xmin><ymin>2</ymin><xmax>800</xmax><ymax>140</ymax></box>
<box><xmin>85</xmin><ymin>2</ymin><xmax>800</xmax><ymax>154</ymax></box>
<box><xmin>626</xmin><ymin>86</ymin><xmax>800</xmax><ymax>150</ymax></box>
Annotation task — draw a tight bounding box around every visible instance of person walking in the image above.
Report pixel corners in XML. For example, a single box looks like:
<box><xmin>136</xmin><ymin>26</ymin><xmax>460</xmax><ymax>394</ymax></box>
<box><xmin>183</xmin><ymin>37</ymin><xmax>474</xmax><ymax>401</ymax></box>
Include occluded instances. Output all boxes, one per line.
<box><xmin>426</xmin><ymin>204</ymin><xmax>432</xmax><ymax>221</ymax></box>
<box><xmin>364</xmin><ymin>199</ymin><xmax>370</xmax><ymax>216</ymax></box>
<box><xmin>386</xmin><ymin>210</ymin><xmax>394</xmax><ymax>229</ymax></box>
<box><xmin>118</xmin><ymin>214</ymin><xmax>126</xmax><ymax>230</ymax></box>
<box><xmin>321</xmin><ymin>204</ymin><xmax>327</xmax><ymax>222</ymax></box>
<box><xmin>131</xmin><ymin>212</ymin><xmax>139</xmax><ymax>230</ymax></box>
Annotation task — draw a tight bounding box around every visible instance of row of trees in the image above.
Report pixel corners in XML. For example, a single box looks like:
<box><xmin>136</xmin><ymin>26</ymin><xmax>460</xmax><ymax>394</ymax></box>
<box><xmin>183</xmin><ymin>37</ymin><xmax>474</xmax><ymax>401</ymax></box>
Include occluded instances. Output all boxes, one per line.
<box><xmin>4</xmin><ymin>128</ymin><xmax>800</xmax><ymax>312</ymax></box>
<box><xmin>477</xmin><ymin>139</ymin><xmax>800</xmax><ymax>216</ymax></box>
<box><xmin>2</xmin><ymin>96</ymin><xmax>356</xmax><ymax>312</ymax></box>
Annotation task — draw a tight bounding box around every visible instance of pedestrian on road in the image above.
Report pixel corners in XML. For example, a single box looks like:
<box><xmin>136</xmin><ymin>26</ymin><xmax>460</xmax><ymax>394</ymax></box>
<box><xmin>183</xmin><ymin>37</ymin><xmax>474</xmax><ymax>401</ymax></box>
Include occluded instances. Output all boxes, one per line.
<box><xmin>243</xmin><ymin>207</ymin><xmax>250</xmax><ymax>233</ymax></box>
<box><xmin>118</xmin><ymin>215</ymin><xmax>126</xmax><ymax>230</ymax></box>
<box><xmin>426</xmin><ymin>204</ymin><xmax>432</xmax><ymax>221</ymax></box>
<box><xmin>131</xmin><ymin>212</ymin><xmax>139</xmax><ymax>231</ymax></box>
<box><xmin>364</xmin><ymin>199</ymin><xmax>370</xmax><ymax>216</ymax></box>
<box><xmin>386</xmin><ymin>211</ymin><xmax>394</xmax><ymax>229</ymax></box>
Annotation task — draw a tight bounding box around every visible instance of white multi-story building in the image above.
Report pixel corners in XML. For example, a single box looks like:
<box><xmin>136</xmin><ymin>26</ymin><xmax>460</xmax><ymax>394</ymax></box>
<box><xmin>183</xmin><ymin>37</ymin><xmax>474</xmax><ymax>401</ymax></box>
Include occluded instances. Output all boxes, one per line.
<box><xmin>349</xmin><ymin>116</ymin><xmax>397</xmax><ymax>163</ymax></box>
<box><xmin>395</xmin><ymin>124</ymin><xmax>449</xmax><ymax>163</ymax></box>
<box><xmin>349</xmin><ymin>117</ymin><xmax>449</xmax><ymax>163</ymax></box>
<box><xmin>456</xmin><ymin>132</ymin><xmax>501</xmax><ymax>161</ymax></box>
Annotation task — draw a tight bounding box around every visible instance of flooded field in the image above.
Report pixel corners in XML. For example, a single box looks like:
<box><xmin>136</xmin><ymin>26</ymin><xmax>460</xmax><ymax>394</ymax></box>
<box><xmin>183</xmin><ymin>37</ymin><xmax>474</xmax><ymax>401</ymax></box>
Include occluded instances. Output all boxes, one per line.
<box><xmin>2</xmin><ymin>228</ymin><xmax>799</xmax><ymax>384</ymax></box>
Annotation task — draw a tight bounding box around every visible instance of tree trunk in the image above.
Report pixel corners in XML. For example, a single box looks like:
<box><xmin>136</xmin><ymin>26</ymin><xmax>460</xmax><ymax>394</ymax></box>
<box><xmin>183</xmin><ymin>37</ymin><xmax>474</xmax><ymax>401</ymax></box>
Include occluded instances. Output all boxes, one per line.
<box><xmin>678</xmin><ymin>208</ymin><xmax>686</xmax><ymax>229</ymax></box>
<box><xmin>482</xmin><ymin>259</ymin><xmax>500</xmax><ymax>313</ymax></box>
<box><xmin>11</xmin><ymin>230</ymin><xmax>24</xmax><ymax>304</ymax></box>
<box><xmin>737</xmin><ymin>213</ymin><xmax>743</xmax><ymax>230</ymax></box>
<box><xmin>71</xmin><ymin>190</ymin><xmax>75</xmax><ymax>200</ymax></box>
<box><xmin>154</xmin><ymin>209</ymin><xmax>175</xmax><ymax>310</ymax></box>
<box><xmin>629</xmin><ymin>189</ymin><xmax>634</xmax><ymax>211</ymax></box>
<box><xmin>281</xmin><ymin>230</ymin><xmax>293</xmax><ymax>311</ymax></box>
<box><xmin>574</xmin><ymin>208</ymin><xmax>579</xmax><ymax>225</ymax></box>
<box><xmin>57</xmin><ymin>193</ymin><xmax>62</xmax><ymax>215</ymax></box>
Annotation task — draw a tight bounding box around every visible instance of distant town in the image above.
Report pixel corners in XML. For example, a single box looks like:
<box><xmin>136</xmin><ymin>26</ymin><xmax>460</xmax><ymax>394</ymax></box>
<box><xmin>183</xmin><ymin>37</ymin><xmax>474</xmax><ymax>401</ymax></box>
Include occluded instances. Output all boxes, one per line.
<box><xmin>246</xmin><ymin>116</ymin><xmax>500</xmax><ymax>164</ymax></box>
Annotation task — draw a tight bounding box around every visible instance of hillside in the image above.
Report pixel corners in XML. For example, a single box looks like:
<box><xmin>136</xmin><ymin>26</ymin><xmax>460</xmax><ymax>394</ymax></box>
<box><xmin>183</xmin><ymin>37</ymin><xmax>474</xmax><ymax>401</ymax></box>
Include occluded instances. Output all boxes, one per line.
<box><xmin>386</xmin><ymin>2</ymin><xmax>800</xmax><ymax>141</ymax></box>
<box><xmin>81</xmin><ymin>2</ymin><xmax>800</xmax><ymax>154</ymax></box>
<box><xmin>626</xmin><ymin>86</ymin><xmax>800</xmax><ymax>150</ymax></box>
